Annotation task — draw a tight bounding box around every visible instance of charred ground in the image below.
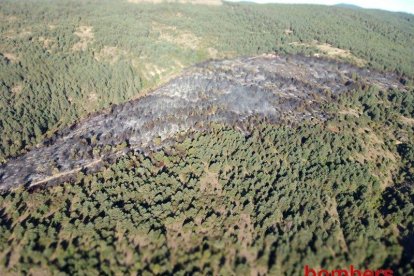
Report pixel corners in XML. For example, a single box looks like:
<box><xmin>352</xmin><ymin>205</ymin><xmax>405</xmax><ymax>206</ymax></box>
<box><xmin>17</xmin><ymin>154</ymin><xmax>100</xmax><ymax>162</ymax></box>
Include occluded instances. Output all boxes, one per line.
<box><xmin>0</xmin><ymin>55</ymin><xmax>405</xmax><ymax>189</ymax></box>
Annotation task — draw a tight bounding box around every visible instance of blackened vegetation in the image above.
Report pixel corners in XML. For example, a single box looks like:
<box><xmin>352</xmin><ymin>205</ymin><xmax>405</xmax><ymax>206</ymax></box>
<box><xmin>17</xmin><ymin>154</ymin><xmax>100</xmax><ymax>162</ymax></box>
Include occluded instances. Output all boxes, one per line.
<box><xmin>0</xmin><ymin>67</ymin><xmax>413</xmax><ymax>275</ymax></box>
<box><xmin>0</xmin><ymin>55</ymin><xmax>405</xmax><ymax>189</ymax></box>
<box><xmin>2</xmin><ymin>0</ymin><xmax>414</xmax><ymax>162</ymax></box>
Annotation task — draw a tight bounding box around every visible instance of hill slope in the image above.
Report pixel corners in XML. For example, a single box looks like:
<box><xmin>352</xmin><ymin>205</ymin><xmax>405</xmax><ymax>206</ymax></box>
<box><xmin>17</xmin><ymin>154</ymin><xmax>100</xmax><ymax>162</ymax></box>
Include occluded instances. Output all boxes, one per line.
<box><xmin>0</xmin><ymin>54</ymin><xmax>405</xmax><ymax>189</ymax></box>
<box><xmin>0</xmin><ymin>1</ymin><xmax>414</xmax><ymax>275</ymax></box>
<box><xmin>1</xmin><ymin>0</ymin><xmax>414</xmax><ymax>161</ymax></box>
<box><xmin>0</xmin><ymin>77</ymin><xmax>413</xmax><ymax>275</ymax></box>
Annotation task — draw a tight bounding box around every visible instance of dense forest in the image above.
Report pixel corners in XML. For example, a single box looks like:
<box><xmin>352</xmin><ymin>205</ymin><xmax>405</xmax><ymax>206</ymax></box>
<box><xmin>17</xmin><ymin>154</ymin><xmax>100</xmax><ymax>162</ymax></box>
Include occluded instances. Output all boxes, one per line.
<box><xmin>1</xmin><ymin>0</ymin><xmax>414</xmax><ymax>275</ymax></box>
<box><xmin>1</xmin><ymin>85</ymin><xmax>414</xmax><ymax>274</ymax></box>
<box><xmin>1</xmin><ymin>0</ymin><xmax>414</xmax><ymax>160</ymax></box>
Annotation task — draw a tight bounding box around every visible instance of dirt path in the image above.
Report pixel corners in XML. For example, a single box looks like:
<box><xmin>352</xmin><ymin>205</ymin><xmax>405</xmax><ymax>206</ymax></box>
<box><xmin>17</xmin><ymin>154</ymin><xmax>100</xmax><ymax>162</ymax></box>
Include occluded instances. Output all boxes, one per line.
<box><xmin>28</xmin><ymin>158</ymin><xmax>102</xmax><ymax>188</ymax></box>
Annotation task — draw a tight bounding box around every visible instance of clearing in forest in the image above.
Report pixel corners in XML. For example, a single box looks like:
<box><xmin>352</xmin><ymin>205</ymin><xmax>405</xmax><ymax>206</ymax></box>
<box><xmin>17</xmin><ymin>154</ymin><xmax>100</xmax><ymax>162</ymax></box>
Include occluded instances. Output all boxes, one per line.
<box><xmin>72</xmin><ymin>25</ymin><xmax>94</xmax><ymax>51</ymax></box>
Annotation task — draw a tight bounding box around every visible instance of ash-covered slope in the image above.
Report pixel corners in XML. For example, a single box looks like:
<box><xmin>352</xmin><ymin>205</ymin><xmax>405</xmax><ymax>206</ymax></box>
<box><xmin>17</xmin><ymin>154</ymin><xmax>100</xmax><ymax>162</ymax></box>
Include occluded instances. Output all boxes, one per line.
<box><xmin>0</xmin><ymin>55</ymin><xmax>404</xmax><ymax>189</ymax></box>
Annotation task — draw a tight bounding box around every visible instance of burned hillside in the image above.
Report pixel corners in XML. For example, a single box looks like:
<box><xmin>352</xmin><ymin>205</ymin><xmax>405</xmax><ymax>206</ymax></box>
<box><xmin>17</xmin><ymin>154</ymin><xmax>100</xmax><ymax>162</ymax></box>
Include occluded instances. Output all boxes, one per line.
<box><xmin>0</xmin><ymin>54</ymin><xmax>405</xmax><ymax>189</ymax></box>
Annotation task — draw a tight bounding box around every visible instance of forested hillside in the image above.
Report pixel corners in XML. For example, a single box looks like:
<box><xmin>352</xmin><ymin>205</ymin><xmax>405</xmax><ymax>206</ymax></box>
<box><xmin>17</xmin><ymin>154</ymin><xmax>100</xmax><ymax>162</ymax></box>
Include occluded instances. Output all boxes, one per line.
<box><xmin>1</xmin><ymin>55</ymin><xmax>406</xmax><ymax>189</ymax></box>
<box><xmin>1</xmin><ymin>0</ymin><xmax>414</xmax><ymax>275</ymax></box>
<box><xmin>1</xmin><ymin>0</ymin><xmax>414</xmax><ymax>160</ymax></box>
<box><xmin>1</xmin><ymin>85</ymin><xmax>414</xmax><ymax>274</ymax></box>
